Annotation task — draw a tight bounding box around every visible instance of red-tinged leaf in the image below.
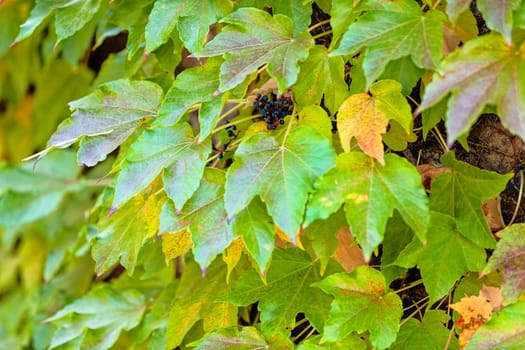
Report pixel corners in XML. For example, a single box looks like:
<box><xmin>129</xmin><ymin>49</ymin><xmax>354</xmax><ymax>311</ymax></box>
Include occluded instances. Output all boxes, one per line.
<box><xmin>92</xmin><ymin>193</ymin><xmax>163</xmax><ymax>276</ymax></box>
<box><xmin>429</xmin><ymin>152</ymin><xmax>512</xmax><ymax>249</ymax></box>
<box><xmin>305</xmin><ymin>152</ymin><xmax>429</xmax><ymax>260</ymax></box>
<box><xmin>446</xmin><ymin>0</ymin><xmax>471</xmax><ymax>23</ymax></box>
<box><xmin>43</xmin><ymin>80</ymin><xmax>163</xmax><ymax>166</ymax></box>
<box><xmin>194</xmin><ymin>8</ymin><xmax>313</xmax><ymax>92</ymax></box>
<box><xmin>465</xmin><ymin>301</ymin><xmax>525</xmax><ymax>349</ymax></box>
<box><xmin>313</xmin><ymin>266</ymin><xmax>402</xmax><ymax>349</ymax></box>
<box><xmin>477</xmin><ymin>0</ymin><xmax>521</xmax><ymax>44</ymax></box>
<box><xmin>112</xmin><ymin>124</ymin><xmax>209</xmax><ymax>210</ymax></box>
<box><xmin>331</xmin><ymin>0</ymin><xmax>445</xmax><ymax>87</ymax></box>
<box><xmin>389</xmin><ymin>310</ymin><xmax>458</xmax><ymax>350</ymax></box>
<box><xmin>225</xmin><ymin>126</ymin><xmax>336</xmax><ymax>245</ymax></box>
<box><xmin>337</xmin><ymin>80</ymin><xmax>412</xmax><ymax>164</ymax></box>
<box><xmin>190</xmin><ymin>326</ymin><xmax>268</xmax><ymax>349</ymax></box>
<box><xmin>419</xmin><ymin>33</ymin><xmax>525</xmax><ymax>144</ymax></box>
<box><xmin>159</xmin><ymin>169</ymin><xmax>234</xmax><ymax>269</ymax></box>
<box><xmin>482</xmin><ymin>224</ymin><xmax>525</xmax><ymax>305</ymax></box>
<box><xmin>224</xmin><ymin>248</ymin><xmax>337</xmax><ymax>336</ymax></box>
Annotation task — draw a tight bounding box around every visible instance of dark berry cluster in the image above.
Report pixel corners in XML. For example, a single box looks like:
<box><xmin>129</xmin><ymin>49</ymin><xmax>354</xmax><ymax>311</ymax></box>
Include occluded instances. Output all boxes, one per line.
<box><xmin>253</xmin><ymin>92</ymin><xmax>293</xmax><ymax>130</ymax></box>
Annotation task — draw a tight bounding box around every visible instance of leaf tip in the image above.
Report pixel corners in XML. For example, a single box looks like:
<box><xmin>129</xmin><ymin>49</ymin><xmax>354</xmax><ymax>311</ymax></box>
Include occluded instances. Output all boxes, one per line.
<box><xmin>213</xmin><ymin>89</ymin><xmax>222</xmax><ymax>97</ymax></box>
<box><xmin>176</xmin><ymin>207</ymin><xmax>182</xmax><ymax>215</ymax></box>
<box><xmin>9</xmin><ymin>40</ymin><xmax>17</xmax><ymax>48</ymax></box>
<box><xmin>227</xmin><ymin>215</ymin><xmax>235</xmax><ymax>224</ymax></box>
<box><xmin>201</xmin><ymin>267</ymin><xmax>207</xmax><ymax>277</ymax></box>
<box><xmin>108</xmin><ymin>206</ymin><xmax>118</xmax><ymax>216</ymax></box>
<box><xmin>142</xmin><ymin>52</ymin><xmax>148</xmax><ymax>62</ymax></box>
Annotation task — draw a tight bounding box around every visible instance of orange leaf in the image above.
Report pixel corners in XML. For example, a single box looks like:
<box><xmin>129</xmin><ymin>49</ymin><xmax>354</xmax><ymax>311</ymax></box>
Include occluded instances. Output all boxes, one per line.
<box><xmin>450</xmin><ymin>295</ymin><xmax>492</xmax><ymax>348</ymax></box>
<box><xmin>333</xmin><ymin>227</ymin><xmax>367</xmax><ymax>272</ymax></box>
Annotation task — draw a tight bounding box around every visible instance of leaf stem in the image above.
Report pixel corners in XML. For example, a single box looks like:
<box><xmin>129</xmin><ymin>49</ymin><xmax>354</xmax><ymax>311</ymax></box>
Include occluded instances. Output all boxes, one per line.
<box><xmin>308</xmin><ymin>19</ymin><xmax>331</xmax><ymax>32</ymax></box>
<box><xmin>507</xmin><ymin>169</ymin><xmax>523</xmax><ymax>226</ymax></box>
<box><xmin>395</xmin><ymin>279</ymin><xmax>424</xmax><ymax>294</ymax></box>
<box><xmin>212</xmin><ymin>114</ymin><xmax>261</xmax><ymax>134</ymax></box>
<box><xmin>312</xmin><ymin>30</ymin><xmax>333</xmax><ymax>40</ymax></box>
<box><xmin>431</xmin><ymin>127</ymin><xmax>449</xmax><ymax>153</ymax></box>
<box><xmin>281</xmin><ymin>106</ymin><xmax>296</xmax><ymax>146</ymax></box>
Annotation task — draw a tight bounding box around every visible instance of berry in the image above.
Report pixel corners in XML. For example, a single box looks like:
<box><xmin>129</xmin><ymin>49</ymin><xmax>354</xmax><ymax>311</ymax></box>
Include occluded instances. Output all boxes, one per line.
<box><xmin>227</xmin><ymin>130</ymin><xmax>234</xmax><ymax>137</ymax></box>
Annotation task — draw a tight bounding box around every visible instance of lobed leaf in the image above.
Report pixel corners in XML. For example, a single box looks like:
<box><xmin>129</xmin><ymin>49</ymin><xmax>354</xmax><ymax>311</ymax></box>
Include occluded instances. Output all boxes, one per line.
<box><xmin>305</xmin><ymin>152</ymin><xmax>429</xmax><ymax>260</ymax></box>
<box><xmin>194</xmin><ymin>8</ymin><xmax>313</xmax><ymax>92</ymax></box>
<box><xmin>225</xmin><ymin>126</ymin><xmax>336</xmax><ymax>244</ymax></box>
<box><xmin>477</xmin><ymin>0</ymin><xmax>521</xmax><ymax>44</ymax></box>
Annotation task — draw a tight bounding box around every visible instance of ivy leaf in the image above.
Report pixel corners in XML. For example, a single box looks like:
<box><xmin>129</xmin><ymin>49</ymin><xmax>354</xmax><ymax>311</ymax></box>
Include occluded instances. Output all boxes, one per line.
<box><xmin>313</xmin><ymin>266</ymin><xmax>402</xmax><ymax>349</ymax></box>
<box><xmin>482</xmin><ymin>224</ymin><xmax>525</xmax><ymax>304</ymax></box>
<box><xmin>42</xmin><ymin>80</ymin><xmax>163</xmax><ymax>167</ymax></box>
<box><xmin>477</xmin><ymin>0</ymin><xmax>521</xmax><ymax>44</ymax></box>
<box><xmin>225</xmin><ymin>126</ymin><xmax>336</xmax><ymax>244</ymax></box>
<box><xmin>305</xmin><ymin>152</ymin><xmax>429</xmax><ymax>260</ymax></box>
<box><xmin>159</xmin><ymin>169</ymin><xmax>234</xmax><ymax>269</ymax></box>
<box><xmin>232</xmin><ymin>197</ymin><xmax>275</xmax><ymax>275</ymax></box>
<box><xmin>412</xmin><ymin>212</ymin><xmax>487</xmax><ymax>303</ymax></box>
<box><xmin>294</xmin><ymin>46</ymin><xmax>348</xmax><ymax>115</ymax></box>
<box><xmin>331</xmin><ymin>0</ymin><xmax>445</xmax><ymax>87</ymax></box>
<box><xmin>429</xmin><ymin>152</ymin><xmax>512</xmax><ymax>249</ymax></box>
<box><xmin>419</xmin><ymin>33</ymin><xmax>525</xmax><ymax>143</ymax></box>
<box><xmin>194</xmin><ymin>7</ymin><xmax>313</xmax><ymax>92</ymax></box>
<box><xmin>45</xmin><ymin>285</ymin><xmax>145</xmax><ymax>349</ymax></box>
<box><xmin>92</xmin><ymin>193</ymin><xmax>162</xmax><ymax>276</ymax></box>
<box><xmin>190</xmin><ymin>327</ymin><xmax>268</xmax><ymax>349</ymax></box>
<box><xmin>389</xmin><ymin>310</ymin><xmax>457</xmax><ymax>350</ymax></box>
<box><xmin>465</xmin><ymin>301</ymin><xmax>525</xmax><ymax>349</ymax></box>
<box><xmin>0</xmin><ymin>150</ymin><xmax>81</xmax><ymax>226</ymax></box>
<box><xmin>166</xmin><ymin>259</ymin><xmax>234</xmax><ymax>348</ymax></box>
<box><xmin>337</xmin><ymin>80</ymin><xmax>412</xmax><ymax>164</ymax></box>
<box><xmin>224</xmin><ymin>248</ymin><xmax>336</xmax><ymax>336</ymax></box>
<box><xmin>112</xmin><ymin>124</ymin><xmax>210</xmax><ymax>211</ymax></box>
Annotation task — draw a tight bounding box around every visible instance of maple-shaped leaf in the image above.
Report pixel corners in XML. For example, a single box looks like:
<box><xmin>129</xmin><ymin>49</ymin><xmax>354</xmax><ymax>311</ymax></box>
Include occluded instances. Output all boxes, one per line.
<box><xmin>92</xmin><ymin>193</ymin><xmax>163</xmax><ymax>276</ymax></box>
<box><xmin>419</xmin><ymin>33</ymin><xmax>525</xmax><ymax>143</ymax></box>
<box><xmin>305</xmin><ymin>152</ymin><xmax>429</xmax><ymax>260</ymax></box>
<box><xmin>429</xmin><ymin>152</ymin><xmax>512</xmax><ymax>249</ymax></box>
<box><xmin>477</xmin><ymin>0</ymin><xmax>521</xmax><ymax>44</ymax></box>
<box><xmin>166</xmin><ymin>259</ymin><xmax>234</xmax><ymax>348</ymax></box>
<box><xmin>294</xmin><ymin>46</ymin><xmax>349</xmax><ymax>115</ymax></box>
<box><xmin>224</xmin><ymin>248</ymin><xmax>337</xmax><ymax>336</ymax></box>
<box><xmin>232</xmin><ymin>197</ymin><xmax>275</xmax><ymax>275</ymax></box>
<box><xmin>389</xmin><ymin>310</ymin><xmax>457</xmax><ymax>350</ymax></box>
<box><xmin>40</xmin><ymin>79</ymin><xmax>163</xmax><ymax>166</ymax></box>
<box><xmin>45</xmin><ymin>285</ymin><xmax>145</xmax><ymax>349</ymax></box>
<box><xmin>112</xmin><ymin>124</ymin><xmax>210</xmax><ymax>210</ymax></box>
<box><xmin>190</xmin><ymin>326</ymin><xmax>268</xmax><ymax>349</ymax></box>
<box><xmin>194</xmin><ymin>7</ymin><xmax>313</xmax><ymax>92</ymax></box>
<box><xmin>464</xmin><ymin>301</ymin><xmax>525</xmax><ymax>349</ymax></box>
<box><xmin>313</xmin><ymin>266</ymin><xmax>402</xmax><ymax>349</ymax></box>
<box><xmin>225</xmin><ymin>126</ymin><xmax>336</xmax><ymax>244</ymax></box>
<box><xmin>145</xmin><ymin>0</ymin><xmax>232</xmax><ymax>54</ymax></box>
<box><xmin>337</xmin><ymin>80</ymin><xmax>412</xmax><ymax>164</ymax></box>
<box><xmin>0</xmin><ymin>150</ymin><xmax>82</xmax><ymax>226</ymax></box>
<box><xmin>331</xmin><ymin>0</ymin><xmax>445</xmax><ymax>87</ymax></box>
<box><xmin>482</xmin><ymin>224</ymin><xmax>525</xmax><ymax>304</ymax></box>
<box><xmin>159</xmin><ymin>169</ymin><xmax>234</xmax><ymax>269</ymax></box>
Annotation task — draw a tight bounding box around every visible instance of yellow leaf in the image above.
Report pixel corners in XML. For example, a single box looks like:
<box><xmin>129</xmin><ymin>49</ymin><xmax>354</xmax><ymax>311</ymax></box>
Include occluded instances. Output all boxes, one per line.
<box><xmin>274</xmin><ymin>225</ymin><xmax>304</xmax><ymax>250</ymax></box>
<box><xmin>162</xmin><ymin>231</ymin><xmax>192</xmax><ymax>265</ymax></box>
<box><xmin>222</xmin><ymin>237</ymin><xmax>244</xmax><ymax>283</ymax></box>
<box><xmin>450</xmin><ymin>295</ymin><xmax>492</xmax><ymax>348</ymax></box>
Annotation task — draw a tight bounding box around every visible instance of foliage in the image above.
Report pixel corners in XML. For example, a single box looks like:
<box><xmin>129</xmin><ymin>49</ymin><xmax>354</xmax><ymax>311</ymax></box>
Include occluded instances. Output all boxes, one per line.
<box><xmin>2</xmin><ymin>0</ymin><xmax>525</xmax><ymax>348</ymax></box>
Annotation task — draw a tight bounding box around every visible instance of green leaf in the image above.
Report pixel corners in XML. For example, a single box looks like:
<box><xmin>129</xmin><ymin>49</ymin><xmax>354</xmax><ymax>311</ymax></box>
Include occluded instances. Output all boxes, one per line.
<box><xmin>155</xmin><ymin>58</ymin><xmax>221</xmax><ymax>127</ymax></box>
<box><xmin>0</xmin><ymin>150</ymin><xmax>81</xmax><ymax>226</ymax></box>
<box><xmin>191</xmin><ymin>326</ymin><xmax>268</xmax><ymax>349</ymax></box>
<box><xmin>92</xmin><ymin>193</ymin><xmax>162</xmax><ymax>275</ymax></box>
<box><xmin>331</xmin><ymin>0</ymin><xmax>445</xmax><ymax>87</ymax></box>
<box><xmin>232</xmin><ymin>197</ymin><xmax>275</xmax><ymax>275</ymax></box>
<box><xmin>224</xmin><ymin>248</ymin><xmax>335</xmax><ymax>336</ymax></box>
<box><xmin>55</xmin><ymin>0</ymin><xmax>101</xmax><ymax>42</ymax></box>
<box><xmin>446</xmin><ymin>0</ymin><xmax>471</xmax><ymax>24</ymax></box>
<box><xmin>477</xmin><ymin>0</ymin><xmax>521</xmax><ymax>44</ymax></box>
<box><xmin>44</xmin><ymin>79</ymin><xmax>163</xmax><ymax>166</ymax></box>
<box><xmin>381</xmin><ymin>212</ymin><xmax>414</xmax><ymax>284</ymax></box>
<box><xmin>313</xmin><ymin>266</ymin><xmax>402</xmax><ymax>349</ymax></box>
<box><xmin>305</xmin><ymin>152</ymin><xmax>429</xmax><ymax>260</ymax></box>
<box><xmin>194</xmin><ymin>8</ymin><xmax>313</xmax><ymax>92</ymax></box>
<box><xmin>429</xmin><ymin>152</ymin><xmax>512</xmax><ymax>249</ymax></box>
<box><xmin>329</xmin><ymin>0</ymin><xmax>360</xmax><ymax>47</ymax></box>
<box><xmin>297</xmin><ymin>334</ymin><xmax>367</xmax><ymax>350</ymax></box>
<box><xmin>112</xmin><ymin>124</ymin><xmax>209</xmax><ymax>210</ymax></box>
<box><xmin>298</xmin><ymin>105</ymin><xmax>333</xmax><ymax>142</ymax></box>
<box><xmin>465</xmin><ymin>301</ymin><xmax>525</xmax><ymax>349</ymax></box>
<box><xmin>414</xmin><ymin>212</ymin><xmax>487</xmax><ymax>303</ymax></box>
<box><xmin>294</xmin><ymin>46</ymin><xmax>348</xmax><ymax>115</ymax></box>
<box><xmin>145</xmin><ymin>0</ymin><xmax>186</xmax><ymax>54</ymax></box>
<box><xmin>482</xmin><ymin>224</ymin><xmax>525</xmax><ymax>304</ymax></box>
<box><xmin>159</xmin><ymin>169</ymin><xmax>234</xmax><ymax>269</ymax></box>
<box><xmin>379</xmin><ymin>56</ymin><xmax>424</xmax><ymax>96</ymax></box>
<box><xmin>45</xmin><ymin>285</ymin><xmax>146</xmax><ymax>350</ymax></box>
<box><xmin>225</xmin><ymin>126</ymin><xmax>336</xmax><ymax>244</ymax></box>
<box><xmin>270</xmin><ymin>0</ymin><xmax>313</xmax><ymax>36</ymax></box>
<box><xmin>166</xmin><ymin>259</ymin><xmax>233</xmax><ymax>348</ymax></box>
<box><xmin>390</xmin><ymin>310</ymin><xmax>458</xmax><ymax>350</ymax></box>
<box><xmin>419</xmin><ymin>33</ymin><xmax>525</xmax><ymax>143</ymax></box>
